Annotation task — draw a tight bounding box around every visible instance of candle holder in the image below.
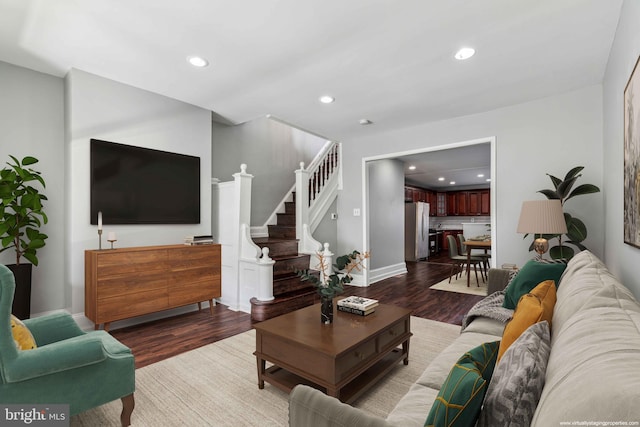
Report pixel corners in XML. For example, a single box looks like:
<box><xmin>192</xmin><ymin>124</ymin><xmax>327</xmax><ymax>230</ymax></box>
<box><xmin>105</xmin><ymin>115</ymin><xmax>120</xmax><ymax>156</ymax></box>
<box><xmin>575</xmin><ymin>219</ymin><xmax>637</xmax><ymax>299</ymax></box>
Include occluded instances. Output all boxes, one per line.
<box><xmin>107</xmin><ymin>232</ymin><xmax>117</xmax><ymax>250</ymax></box>
<box><xmin>98</xmin><ymin>229</ymin><xmax>103</xmax><ymax>250</ymax></box>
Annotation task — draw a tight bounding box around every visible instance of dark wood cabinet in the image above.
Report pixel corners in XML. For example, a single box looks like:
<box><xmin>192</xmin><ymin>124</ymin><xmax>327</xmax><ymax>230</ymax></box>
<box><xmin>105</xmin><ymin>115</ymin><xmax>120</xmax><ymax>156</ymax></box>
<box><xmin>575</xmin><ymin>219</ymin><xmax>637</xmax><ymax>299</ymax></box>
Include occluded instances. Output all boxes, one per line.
<box><xmin>480</xmin><ymin>190</ymin><xmax>490</xmax><ymax>215</ymax></box>
<box><xmin>442</xmin><ymin>230</ymin><xmax>463</xmax><ymax>252</ymax></box>
<box><xmin>405</xmin><ymin>187</ymin><xmax>490</xmax><ymax>216</ymax></box>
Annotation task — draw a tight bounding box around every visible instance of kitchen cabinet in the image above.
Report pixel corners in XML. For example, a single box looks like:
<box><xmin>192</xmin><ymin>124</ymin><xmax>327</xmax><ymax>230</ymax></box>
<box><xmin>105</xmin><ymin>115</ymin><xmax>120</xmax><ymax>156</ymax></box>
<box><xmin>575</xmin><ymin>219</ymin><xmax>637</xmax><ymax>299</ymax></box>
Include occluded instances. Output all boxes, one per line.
<box><xmin>405</xmin><ymin>187</ymin><xmax>490</xmax><ymax>216</ymax></box>
<box><xmin>437</xmin><ymin>193</ymin><xmax>447</xmax><ymax>216</ymax></box>
<box><xmin>480</xmin><ymin>190</ymin><xmax>490</xmax><ymax>215</ymax></box>
<box><xmin>456</xmin><ymin>192</ymin><xmax>468</xmax><ymax>215</ymax></box>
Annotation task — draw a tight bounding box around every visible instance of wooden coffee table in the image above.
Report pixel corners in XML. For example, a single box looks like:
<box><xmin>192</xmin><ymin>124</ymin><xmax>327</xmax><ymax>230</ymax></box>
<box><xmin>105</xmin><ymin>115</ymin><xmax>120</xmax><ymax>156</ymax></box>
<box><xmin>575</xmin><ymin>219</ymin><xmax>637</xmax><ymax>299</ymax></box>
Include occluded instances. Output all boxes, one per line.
<box><xmin>253</xmin><ymin>301</ymin><xmax>412</xmax><ymax>403</ymax></box>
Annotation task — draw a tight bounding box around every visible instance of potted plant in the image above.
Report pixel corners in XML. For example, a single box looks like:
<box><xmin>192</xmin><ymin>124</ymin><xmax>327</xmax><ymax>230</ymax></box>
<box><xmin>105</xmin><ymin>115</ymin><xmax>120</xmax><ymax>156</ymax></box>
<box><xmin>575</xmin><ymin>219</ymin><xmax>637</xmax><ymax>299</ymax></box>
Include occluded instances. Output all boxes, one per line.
<box><xmin>297</xmin><ymin>250</ymin><xmax>370</xmax><ymax>324</ymax></box>
<box><xmin>0</xmin><ymin>155</ymin><xmax>48</xmax><ymax>319</ymax></box>
<box><xmin>534</xmin><ymin>166</ymin><xmax>600</xmax><ymax>259</ymax></box>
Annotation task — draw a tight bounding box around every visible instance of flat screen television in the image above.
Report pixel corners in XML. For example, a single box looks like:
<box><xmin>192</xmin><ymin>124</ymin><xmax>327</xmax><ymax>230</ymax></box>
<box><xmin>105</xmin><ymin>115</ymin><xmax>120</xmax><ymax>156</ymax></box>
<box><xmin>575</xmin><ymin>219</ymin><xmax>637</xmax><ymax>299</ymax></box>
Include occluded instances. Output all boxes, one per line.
<box><xmin>90</xmin><ymin>139</ymin><xmax>200</xmax><ymax>225</ymax></box>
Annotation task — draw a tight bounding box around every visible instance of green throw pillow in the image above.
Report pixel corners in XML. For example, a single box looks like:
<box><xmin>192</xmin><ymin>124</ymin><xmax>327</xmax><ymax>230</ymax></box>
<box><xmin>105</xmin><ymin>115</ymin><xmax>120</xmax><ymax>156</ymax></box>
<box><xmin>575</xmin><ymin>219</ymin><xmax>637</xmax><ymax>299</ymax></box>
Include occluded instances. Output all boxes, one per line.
<box><xmin>425</xmin><ymin>341</ymin><xmax>500</xmax><ymax>427</ymax></box>
<box><xmin>503</xmin><ymin>260</ymin><xmax>566</xmax><ymax>309</ymax></box>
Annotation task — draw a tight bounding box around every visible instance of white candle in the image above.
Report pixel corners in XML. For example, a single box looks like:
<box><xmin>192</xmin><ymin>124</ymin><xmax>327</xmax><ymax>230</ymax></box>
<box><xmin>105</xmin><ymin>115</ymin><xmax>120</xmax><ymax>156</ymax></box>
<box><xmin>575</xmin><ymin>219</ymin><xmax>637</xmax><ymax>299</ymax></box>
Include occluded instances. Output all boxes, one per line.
<box><xmin>98</xmin><ymin>211</ymin><xmax>103</xmax><ymax>230</ymax></box>
<box><xmin>107</xmin><ymin>232</ymin><xmax>116</xmax><ymax>241</ymax></box>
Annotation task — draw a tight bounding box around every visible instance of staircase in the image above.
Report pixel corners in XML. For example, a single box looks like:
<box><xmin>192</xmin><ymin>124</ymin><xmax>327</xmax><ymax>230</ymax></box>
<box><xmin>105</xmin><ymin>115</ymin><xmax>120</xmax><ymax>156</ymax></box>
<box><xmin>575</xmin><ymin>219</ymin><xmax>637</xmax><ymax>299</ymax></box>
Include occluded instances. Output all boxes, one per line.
<box><xmin>250</xmin><ymin>195</ymin><xmax>318</xmax><ymax>321</ymax></box>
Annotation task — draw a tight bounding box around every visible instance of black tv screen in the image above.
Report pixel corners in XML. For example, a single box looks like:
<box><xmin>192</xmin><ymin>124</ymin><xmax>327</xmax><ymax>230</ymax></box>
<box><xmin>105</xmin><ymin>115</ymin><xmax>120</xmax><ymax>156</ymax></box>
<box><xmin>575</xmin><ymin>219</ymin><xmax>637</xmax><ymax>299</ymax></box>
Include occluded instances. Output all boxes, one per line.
<box><xmin>90</xmin><ymin>139</ymin><xmax>200</xmax><ymax>225</ymax></box>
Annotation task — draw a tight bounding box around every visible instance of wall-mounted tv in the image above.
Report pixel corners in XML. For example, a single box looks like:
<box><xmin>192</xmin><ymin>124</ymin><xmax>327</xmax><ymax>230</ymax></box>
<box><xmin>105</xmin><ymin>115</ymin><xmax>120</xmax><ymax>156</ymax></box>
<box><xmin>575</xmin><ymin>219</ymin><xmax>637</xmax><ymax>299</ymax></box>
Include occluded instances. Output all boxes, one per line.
<box><xmin>90</xmin><ymin>139</ymin><xmax>200</xmax><ymax>225</ymax></box>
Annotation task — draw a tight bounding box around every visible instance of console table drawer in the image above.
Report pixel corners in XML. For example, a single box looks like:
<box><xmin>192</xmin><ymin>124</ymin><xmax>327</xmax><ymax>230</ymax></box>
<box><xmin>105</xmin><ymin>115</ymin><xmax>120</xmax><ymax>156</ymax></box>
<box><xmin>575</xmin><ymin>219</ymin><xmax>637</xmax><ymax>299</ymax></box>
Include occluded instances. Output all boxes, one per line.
<box><xmin>336</xmin><ymin>338</ymin><xmax>377</xmax><ymax>380</ymax></box>
<box><xmin>378</xmin><ymin>319</ymin><xmax>410</xmax><ymax>351</ymax></box>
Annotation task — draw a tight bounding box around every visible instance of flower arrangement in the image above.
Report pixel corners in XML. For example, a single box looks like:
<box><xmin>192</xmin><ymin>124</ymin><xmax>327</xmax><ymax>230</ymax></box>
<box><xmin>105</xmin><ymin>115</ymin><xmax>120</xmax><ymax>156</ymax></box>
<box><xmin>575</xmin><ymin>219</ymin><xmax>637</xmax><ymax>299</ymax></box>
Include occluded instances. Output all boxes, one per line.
<box><xmin>296</xmin><ymin>250</ymin><xmax>370</xmax><ymax>299</ymax></box>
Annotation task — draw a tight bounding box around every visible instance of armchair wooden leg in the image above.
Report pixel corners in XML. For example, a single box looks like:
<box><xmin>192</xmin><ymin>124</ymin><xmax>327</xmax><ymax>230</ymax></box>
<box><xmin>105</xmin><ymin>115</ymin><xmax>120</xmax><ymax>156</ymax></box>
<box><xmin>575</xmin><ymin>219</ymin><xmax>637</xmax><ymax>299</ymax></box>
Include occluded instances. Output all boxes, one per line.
<box><xmin>120</xmin><ymin>393</ymin><xmax>135</xmax><ymax>427</ymax></box>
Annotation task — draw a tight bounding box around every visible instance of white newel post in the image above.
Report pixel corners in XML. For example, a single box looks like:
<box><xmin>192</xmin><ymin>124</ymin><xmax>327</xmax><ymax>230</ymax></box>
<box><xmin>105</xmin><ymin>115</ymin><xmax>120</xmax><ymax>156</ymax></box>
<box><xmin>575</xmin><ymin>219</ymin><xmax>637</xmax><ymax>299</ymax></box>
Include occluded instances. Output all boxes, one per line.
<box><xmin>257</xmin><ymin>247</ymin><xmax>275</xmax><ymax>301</ymax></box>
<box><xmin>319</xmin><ymin>243</ymin><xmax>334</xmax><ymax>283</ymax></box>
<box><xmin>295</xmin><ymin>162</ymin><xmax>310</xmax><ymax>246</ymax></box>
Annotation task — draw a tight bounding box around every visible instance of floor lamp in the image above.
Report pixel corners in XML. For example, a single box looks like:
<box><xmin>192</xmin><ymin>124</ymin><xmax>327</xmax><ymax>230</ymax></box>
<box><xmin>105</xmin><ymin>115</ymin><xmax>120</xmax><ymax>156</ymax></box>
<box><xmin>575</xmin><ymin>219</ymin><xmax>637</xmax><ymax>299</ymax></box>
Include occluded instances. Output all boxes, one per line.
<box><xmin>517</xmin><ymin>200</ymin><xmax>568</xmax><ymax>259</ymax></box>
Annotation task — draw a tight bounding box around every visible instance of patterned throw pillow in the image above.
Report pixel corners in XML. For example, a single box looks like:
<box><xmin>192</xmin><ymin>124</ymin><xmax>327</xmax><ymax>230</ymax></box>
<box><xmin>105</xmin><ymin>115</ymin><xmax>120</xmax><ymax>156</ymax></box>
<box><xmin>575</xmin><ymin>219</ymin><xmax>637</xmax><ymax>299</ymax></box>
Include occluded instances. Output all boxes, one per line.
<box><xmin>425</xmin><ymin>341</ymin><xmax>500</xmax><ymax>427</ymax></box>
<box><xmin>10</xmin><ymin>314</ymin><xmax>37</xmax><ymax>350</ymax></box>
<box><xmin>498</xmin><ymin>280</ymin><xmax>556</xmax><ymax>361</ymax></box>
<box><xmin>478</xmin><ymin>321</ymin><xmax>551</xmax><ymax>427</ymax></box>
<box><xmin>503</xmin><ymin>260</ymin><xmax>565</xmax><ymax>309</ymax></box>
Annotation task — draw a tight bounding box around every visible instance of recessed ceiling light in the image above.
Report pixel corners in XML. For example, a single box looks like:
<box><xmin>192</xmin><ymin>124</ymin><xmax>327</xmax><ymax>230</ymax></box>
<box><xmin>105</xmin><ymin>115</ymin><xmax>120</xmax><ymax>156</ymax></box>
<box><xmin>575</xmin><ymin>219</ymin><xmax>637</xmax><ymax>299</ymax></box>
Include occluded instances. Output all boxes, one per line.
<box><xmin>454</xmin><ymin>47</ymin><xmax>475</xmax><ymax>60</ymax></box>
<box><xmin>438</xmin><ymin>177</ymin><xmax>445</xmax><ymax>181</ymax></box>
<box><xmin>486</xmin><ymin>178</ymin><xmax>491</xmax><ymax>182</ymax></box>
<box><xmin>319</xmin><ymin>95</ymin><xmax>335</xmax><ymax>104</ymax></box>
<box><xmin>449</xmin><ymin>181</ymin><xmax>456</xmax><ymax>185</ymax></box>
<box><xmin>359</xmin><ymin>119</ymin><xmax>373</xmax><ymax>125</ymax></box>
<box><xmin>477</xmin><ymin>174</ymin><xmax>484</xmax><ymax>178</ymax></box>
<box><xmin>187</xmin><ymin>56</ymin><xmax>209</xmax><ymax>67</ymax></box>
<box><xmin>408</xmin><ymin>165</ymin><xmax>416</xmax><ymax>170</ymax></box>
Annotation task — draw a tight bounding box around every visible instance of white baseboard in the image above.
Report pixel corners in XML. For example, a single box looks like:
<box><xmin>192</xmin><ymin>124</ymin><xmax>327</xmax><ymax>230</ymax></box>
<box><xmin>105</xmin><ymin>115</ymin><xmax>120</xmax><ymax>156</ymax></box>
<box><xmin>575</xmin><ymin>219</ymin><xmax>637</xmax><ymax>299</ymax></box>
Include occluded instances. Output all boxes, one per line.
<box><xmin>368</xmin><ymin>262</ymin><xmax>408</xmax><ymax>284</ymax></box>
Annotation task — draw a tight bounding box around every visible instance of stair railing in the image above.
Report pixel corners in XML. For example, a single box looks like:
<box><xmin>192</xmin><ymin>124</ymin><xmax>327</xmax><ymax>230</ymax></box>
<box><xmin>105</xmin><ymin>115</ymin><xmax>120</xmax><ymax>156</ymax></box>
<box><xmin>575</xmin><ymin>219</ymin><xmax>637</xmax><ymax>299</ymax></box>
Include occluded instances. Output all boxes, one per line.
<box><xmin>295</xmin><ymin>141</ymin><xmax>342</xmax><ymax>255</ymax></box>
<box><xmin>213</xmin><ymin>164</ymin><xmax>274</xmax><ymax>313</ymax></box>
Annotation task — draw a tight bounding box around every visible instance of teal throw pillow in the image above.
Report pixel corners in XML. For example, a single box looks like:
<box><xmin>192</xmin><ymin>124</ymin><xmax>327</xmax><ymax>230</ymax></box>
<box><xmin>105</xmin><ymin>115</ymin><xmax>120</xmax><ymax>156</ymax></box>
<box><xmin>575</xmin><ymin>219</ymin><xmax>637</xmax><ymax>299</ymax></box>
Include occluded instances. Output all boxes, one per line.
<box><xmin>425</xmin><ymin>341</ymin><xmax>500</xmax><ymax>427</ymax></box>
<box><xmin>503</xmin><ymin>260</ymin><xmax>566</xmax><ymax>310</ymax></box>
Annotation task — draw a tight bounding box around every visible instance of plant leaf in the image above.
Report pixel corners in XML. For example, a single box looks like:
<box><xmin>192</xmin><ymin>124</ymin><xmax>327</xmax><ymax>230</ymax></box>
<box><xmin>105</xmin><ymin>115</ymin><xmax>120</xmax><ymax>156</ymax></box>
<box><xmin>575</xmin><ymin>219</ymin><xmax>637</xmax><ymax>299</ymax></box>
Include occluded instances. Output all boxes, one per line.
<box><xmin>549</xmin><ymin>245</ymin><xmax>574</xmax><ymax>260</ymax></box>
<box><xmin>21</xmin><ymin>156</ymin><xmax>38</xmax><ymax>166</ymax></box>
<box><xmin>563</xmin><ymin>166</ymin><xmax>584</xmax><ymax>181</ymax></box>
<box><xmin>556</xmin><ymin>176</ymin><xmax>579</xmax><ymax>199</ymax></box>
<box><xmin>564</xmin><ymin>184</ymin><xmax>600</xmax><ymax>203</ymax></box>
<box><xmin>538</xmin><ymin>189</ymin><xmax>560</xmax><ymax>199</ymax></box>
<box><xmin>566</xmin><ymin>217</ymin><xmax>587</xmax><ymax>242</ymax></box>
<box><xmin>547</xmin><ymin>174</ymin><xmax>562</xmax><ymax>190</ymax></box>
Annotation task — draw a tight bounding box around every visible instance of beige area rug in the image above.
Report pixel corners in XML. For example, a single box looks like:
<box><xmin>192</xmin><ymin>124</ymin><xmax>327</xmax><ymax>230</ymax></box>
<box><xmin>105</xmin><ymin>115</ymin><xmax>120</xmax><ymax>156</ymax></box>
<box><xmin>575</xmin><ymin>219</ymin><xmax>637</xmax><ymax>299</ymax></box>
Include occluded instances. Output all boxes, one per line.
<box><xmin>430</xmin><ymin>272</ymin><xmax>488</xmax><ymax>296</ymax></box>
<box><xmin>71</xmin><ymin>317</ymin><xmax>460</xmax><ymax>427</ymax></box>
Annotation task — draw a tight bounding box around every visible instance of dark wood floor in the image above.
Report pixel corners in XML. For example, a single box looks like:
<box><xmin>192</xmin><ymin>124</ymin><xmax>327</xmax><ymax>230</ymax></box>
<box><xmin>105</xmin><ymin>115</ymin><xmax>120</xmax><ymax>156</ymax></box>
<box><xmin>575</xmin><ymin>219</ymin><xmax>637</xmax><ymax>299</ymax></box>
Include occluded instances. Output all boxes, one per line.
<box><xmin>111</xmin><ymin>252</ymin><xmax>484</xmax><ymax>368</ymax></box>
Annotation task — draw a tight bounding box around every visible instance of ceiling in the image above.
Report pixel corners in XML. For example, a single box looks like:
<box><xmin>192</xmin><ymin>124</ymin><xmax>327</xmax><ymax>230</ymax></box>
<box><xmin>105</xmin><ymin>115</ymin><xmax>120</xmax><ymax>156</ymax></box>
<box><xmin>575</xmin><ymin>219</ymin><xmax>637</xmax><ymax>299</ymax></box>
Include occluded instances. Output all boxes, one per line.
<box><xmin>399</xmin><ymin>143</ymin><xmax>491</xmax><ymax>190</ymax></box>
<box><xmin>0</xmin><ymin>2</ymin><xmax>622</xmax><ymax>188</ymax></box>
<box><xmin>0</xmin><ymin>1</ymin><xmax>622</xmax><ymax>147</ymax></box>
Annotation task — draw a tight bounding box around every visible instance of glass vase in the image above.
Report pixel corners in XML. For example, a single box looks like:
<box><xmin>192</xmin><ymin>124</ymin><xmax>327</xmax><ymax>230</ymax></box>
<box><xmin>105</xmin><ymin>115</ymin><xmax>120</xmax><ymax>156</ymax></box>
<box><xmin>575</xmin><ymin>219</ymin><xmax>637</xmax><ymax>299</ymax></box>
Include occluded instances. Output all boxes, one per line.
<box><xmin>320</xmin><ymin>296</ymin><xmax>333</xmax><ymax>324</ymax></box>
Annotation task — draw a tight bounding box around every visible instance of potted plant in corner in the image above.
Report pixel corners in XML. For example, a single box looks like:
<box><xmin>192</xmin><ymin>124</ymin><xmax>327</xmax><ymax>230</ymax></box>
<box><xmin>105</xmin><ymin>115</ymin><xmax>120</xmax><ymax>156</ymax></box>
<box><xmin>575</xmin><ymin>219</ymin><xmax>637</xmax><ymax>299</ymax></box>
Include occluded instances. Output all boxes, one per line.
<box><xmin>0</xmin><ymin>155</ymin><xmax>48</xmax><ymax>319</ymax></box>
<box><xmin>534</xmin><ymin>166</ymin><xmax>600</xmax><ymax>259</ymax></box>
<box><xmin>297</xmin><ymin>249</ymin><xmax>370</xmax><ymax>324</ymax></box>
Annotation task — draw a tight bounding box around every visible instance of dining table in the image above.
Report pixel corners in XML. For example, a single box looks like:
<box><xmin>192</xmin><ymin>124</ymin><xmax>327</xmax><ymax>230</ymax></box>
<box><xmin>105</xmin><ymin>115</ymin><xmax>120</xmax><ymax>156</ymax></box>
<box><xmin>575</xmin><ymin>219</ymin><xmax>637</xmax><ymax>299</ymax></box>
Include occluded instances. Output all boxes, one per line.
<box><xmin>464</xmin><ymin>239</ymin><xmax>491</xmax><ymax>287</ymax></box>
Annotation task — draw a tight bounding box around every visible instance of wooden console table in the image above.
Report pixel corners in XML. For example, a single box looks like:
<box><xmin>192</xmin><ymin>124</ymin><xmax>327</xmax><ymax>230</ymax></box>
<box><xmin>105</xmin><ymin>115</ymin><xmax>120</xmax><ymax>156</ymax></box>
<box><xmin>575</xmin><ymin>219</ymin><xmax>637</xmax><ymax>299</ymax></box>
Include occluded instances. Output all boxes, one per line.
<box><xmin>85</xmin><ymin>244</ymin><xmax>221</xmax><ymax>330</ymax></box>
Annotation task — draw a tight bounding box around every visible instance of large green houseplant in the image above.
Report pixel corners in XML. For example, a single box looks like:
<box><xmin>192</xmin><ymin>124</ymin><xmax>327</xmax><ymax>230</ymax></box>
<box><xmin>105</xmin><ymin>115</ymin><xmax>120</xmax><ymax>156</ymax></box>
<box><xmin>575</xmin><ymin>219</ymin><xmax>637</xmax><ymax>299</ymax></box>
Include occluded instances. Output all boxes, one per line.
<box><xmin>0</xmin><ymin>155</ymin><xmax>48</xmax><ymax>318</ymax></box>
<box><xmin>534</xmin><ymin>166</ymin><xmax>600</xmax><ymax>259</ymax></box>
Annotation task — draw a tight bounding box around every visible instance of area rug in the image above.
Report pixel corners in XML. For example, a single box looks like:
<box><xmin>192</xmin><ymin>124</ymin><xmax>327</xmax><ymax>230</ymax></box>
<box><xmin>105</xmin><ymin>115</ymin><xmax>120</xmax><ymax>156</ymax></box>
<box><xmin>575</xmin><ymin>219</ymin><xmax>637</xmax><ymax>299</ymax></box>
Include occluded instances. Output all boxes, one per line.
<box><xmin>71</xmin><ymin>317</ymin><xmax>460</xmax><ymax>426</ymax></box>
<box><xmin>430</xmin><ymin>273</ymin><xmax>488</xmax><ymax>296</ymax></box>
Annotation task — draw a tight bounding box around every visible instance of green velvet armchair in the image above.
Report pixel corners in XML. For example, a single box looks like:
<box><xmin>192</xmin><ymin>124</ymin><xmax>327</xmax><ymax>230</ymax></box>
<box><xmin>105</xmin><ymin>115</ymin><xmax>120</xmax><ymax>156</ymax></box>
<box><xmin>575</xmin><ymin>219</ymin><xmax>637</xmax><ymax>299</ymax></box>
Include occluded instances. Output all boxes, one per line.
<box><xmin>0</xmin><ymin>265</ymin><xmax>135</xmax><ymax>426</ymax></box>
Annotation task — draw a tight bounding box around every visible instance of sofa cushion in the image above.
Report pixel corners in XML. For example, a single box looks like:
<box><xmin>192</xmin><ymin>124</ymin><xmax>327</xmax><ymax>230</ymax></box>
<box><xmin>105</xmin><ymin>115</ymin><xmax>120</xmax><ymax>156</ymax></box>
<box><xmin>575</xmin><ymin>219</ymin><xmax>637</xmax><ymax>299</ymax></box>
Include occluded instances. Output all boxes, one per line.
<box><xmin>417</xmin><ymin>332</ymin><xmax>501</xmax><ymax>390</ymax></box>
<box><xmin>551</xmin><ymin>250</ymin><xmax>624</xmax><ymax>337</ymax></box>
<box><xmin>503</xmin><ymin>260</ymin><xmax>565</xmax><ymax>309</ymax></box>
<box><xmin>498</xmin><ymin>280</ymin><xmax>555</xmax><ymax>361</ymax></box>
<box><xmin>424</xmin><ymin>342</ymin><xmax>499</xmax><ymax>427</ymax></box>
<box><xmin>478</xmin><ymin>321</ymin><xmax>551</xmax><ymax>427</ymax></box>
<box><xmin>386</xmin><ymin>383</ymin><xmax>439</xmax><ymax>427</ymax></box>
<box><xmin>532</xmin><ymin>300</ymin><xmax>640</xmax><ymax>425</ymax></box>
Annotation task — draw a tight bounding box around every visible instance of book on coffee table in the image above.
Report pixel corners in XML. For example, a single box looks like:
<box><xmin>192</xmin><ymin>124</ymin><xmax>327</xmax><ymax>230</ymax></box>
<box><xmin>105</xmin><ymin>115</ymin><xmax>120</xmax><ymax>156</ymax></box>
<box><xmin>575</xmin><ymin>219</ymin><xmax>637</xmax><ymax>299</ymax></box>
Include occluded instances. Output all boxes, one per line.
<box><xmin>337</xmin><ymin>296</ymin><xmax>379</xmax><ymax>310</ymax></box>
<box><xmin>337</xmin><ymin>305</ymin><xmax>376</xmax><ymax>316</ymax></box>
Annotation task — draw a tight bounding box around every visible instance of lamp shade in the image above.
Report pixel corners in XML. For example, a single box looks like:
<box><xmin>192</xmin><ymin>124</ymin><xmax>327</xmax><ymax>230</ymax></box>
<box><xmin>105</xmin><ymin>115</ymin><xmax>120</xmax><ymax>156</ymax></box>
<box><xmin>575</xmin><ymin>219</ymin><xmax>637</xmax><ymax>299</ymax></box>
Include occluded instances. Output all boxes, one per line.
<box><xmin>517</xmin><ymin>200</ymin><xmax>568</xmax><ymax>235</ymax></box>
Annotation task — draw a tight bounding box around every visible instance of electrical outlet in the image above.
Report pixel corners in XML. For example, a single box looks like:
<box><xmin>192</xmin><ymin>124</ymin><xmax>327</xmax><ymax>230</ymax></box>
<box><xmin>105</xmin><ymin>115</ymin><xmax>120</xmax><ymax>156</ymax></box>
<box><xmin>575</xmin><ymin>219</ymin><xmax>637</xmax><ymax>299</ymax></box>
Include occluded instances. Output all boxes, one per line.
<box><xmin>331</xmin><ymin>213</ymin><xmax>338</xmax><ymax>220</ymax></box>
<box><xmin>353</xmin><ymin>208</ymin><xmax>361</xmax><ymax>217</ymax></box>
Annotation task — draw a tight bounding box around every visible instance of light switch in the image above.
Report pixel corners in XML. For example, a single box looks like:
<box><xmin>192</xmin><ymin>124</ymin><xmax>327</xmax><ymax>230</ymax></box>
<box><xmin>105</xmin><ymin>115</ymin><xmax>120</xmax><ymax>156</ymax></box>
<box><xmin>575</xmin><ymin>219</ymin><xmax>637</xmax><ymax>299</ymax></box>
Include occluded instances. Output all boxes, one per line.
<box><xmin>353</xmin><ymin>208</ymin><xmax>361</xmax><ymax>217</ymax></box>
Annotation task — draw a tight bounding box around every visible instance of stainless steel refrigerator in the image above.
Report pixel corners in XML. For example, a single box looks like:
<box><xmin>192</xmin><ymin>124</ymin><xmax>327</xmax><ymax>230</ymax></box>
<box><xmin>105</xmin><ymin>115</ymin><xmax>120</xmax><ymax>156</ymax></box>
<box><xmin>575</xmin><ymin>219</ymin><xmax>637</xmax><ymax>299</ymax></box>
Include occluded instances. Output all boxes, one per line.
<box><xmin>405</xmin><ymin>202</ymin><xmax>430</xmax><ymax>261</ymax></box>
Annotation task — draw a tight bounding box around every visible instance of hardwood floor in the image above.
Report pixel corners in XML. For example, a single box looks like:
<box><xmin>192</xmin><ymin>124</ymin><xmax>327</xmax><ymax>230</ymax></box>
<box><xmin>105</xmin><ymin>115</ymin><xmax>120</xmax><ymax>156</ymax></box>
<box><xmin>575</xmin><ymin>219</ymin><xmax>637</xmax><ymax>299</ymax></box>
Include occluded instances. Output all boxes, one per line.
<box><xmin>110</xmin><ymin>252</ymin><xmax>484</xmax><ymax>368</ymax></box>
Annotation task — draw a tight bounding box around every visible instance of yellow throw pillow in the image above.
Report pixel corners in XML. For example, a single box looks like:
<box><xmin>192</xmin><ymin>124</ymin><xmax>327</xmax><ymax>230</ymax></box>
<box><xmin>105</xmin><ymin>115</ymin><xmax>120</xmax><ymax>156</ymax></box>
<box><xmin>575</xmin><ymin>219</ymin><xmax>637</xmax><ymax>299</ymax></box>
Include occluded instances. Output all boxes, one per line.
<box><xmin>497</xmin><ymin>280</ymin><xmax>556</xmax><ymax>362</ymax></box>
<box><xmin>10</xmin><ymin>314</ymin><xmax>37</xmax><ymax>350</ymax></box>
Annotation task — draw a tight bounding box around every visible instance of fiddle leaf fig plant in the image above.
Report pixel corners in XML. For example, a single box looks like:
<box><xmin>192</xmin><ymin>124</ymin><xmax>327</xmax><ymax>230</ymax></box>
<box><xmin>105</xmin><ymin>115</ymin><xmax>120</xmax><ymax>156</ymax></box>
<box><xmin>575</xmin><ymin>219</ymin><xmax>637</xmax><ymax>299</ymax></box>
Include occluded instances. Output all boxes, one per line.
<box><xmin>0</xmin><ymin>155</ymin><xmax>48</xmax><ymax>266</ymax></box>
<box><xmin>534</xmin><ymin>166</ymin><xmax>600</xmax><ymax>259</ymax></box>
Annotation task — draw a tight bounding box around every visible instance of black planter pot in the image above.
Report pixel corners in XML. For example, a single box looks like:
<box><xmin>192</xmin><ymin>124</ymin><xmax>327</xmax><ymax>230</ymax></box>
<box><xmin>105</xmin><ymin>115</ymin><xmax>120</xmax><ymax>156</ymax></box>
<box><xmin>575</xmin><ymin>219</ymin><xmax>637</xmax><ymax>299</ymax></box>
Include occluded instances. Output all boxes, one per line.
<box><xmin>7</xmin><ymin>263</ymin><xmax>32</xmax><ymax>320</ymax></box>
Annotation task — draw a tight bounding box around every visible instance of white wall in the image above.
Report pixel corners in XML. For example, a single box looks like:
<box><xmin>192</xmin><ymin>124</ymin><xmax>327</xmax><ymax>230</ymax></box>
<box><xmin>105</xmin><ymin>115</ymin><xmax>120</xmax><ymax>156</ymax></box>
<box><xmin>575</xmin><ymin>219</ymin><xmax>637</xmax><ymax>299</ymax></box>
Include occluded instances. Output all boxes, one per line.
<box><xmin>0</xmin><ymin>61</ymin><xmax>66</xmax><ymax>314</ymax></box>
<box><xmin>65</xmin><ymin>69</ymin><xmax>212</xmax><ymax>316</ymax></box>
<box><xmin>337</xmin><ymin>85</ymin><xmax>604</xmax><ymax>274</ymax></box>
<box><xmin>603</xmin><ymin>0</ymin><xmax>640</xmax><ymax>298</ymax></box>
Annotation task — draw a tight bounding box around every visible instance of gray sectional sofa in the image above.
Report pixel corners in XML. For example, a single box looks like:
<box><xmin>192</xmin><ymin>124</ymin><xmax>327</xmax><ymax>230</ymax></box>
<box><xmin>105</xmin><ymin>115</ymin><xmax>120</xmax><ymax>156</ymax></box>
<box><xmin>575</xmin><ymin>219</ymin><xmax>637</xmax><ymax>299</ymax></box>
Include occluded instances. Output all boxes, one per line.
<box><xmin>288</xmin><ymin>250</ymin><xmax>640</xmax><ymax>426</ymax></box>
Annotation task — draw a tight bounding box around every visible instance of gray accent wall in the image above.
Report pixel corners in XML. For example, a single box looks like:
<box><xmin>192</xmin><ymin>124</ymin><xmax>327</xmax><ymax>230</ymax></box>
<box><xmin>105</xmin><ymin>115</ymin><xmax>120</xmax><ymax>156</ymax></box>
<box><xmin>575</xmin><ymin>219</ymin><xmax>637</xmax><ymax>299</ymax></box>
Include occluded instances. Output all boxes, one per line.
<box><xmin>367</xmin><ymin>159</ymin><xmax>405</xmax><ymax>269</ymax></box>
<box><xmin>0</xmin><ymin>61</ymin><xmax>66</xmax><ymax>314</ymax></box>
<box><xmin>337</xmin><ymin>85</ymin><xmax>604</xmax><ymax>279</ymax></box>
<box><xmin>211</xmin><ymin>117</ymin><xmax>328</xmax><ymax>226</ymax></box>
<box><xmin>603</xmin><ymin>0</ymin><xmax>640</xmax><ymax>298</ymax></box>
